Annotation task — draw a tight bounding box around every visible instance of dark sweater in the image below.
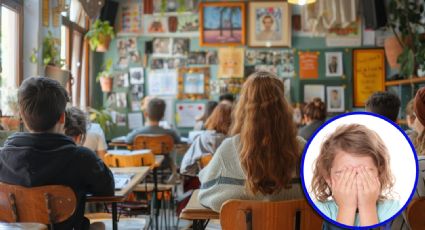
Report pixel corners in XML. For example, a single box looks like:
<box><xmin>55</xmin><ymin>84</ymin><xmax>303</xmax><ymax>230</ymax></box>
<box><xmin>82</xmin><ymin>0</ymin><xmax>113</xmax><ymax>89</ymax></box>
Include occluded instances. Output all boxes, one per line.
<box><xmin>0</xmin><ymin>132</ymin><xmax>114</xmax><ymax>229</ymax></box>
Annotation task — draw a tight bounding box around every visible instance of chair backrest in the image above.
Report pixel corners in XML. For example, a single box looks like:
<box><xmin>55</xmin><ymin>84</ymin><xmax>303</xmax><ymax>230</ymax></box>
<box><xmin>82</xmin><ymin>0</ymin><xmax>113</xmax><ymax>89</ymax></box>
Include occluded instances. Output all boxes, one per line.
<box><xmin>220</xmin><ymin>199</ymin><xmax>322</xmax><ymax>230</ymax></box>
<box><xmin>0</xmin><ymin>183</ymin><xmax>76</xmax><ymax>225</ymax></box>
<box><xmin>199</xmin><ymin>153</ymin><xmax>213</xmax><ymax>169</ymax></box>
<box><xmin>104</xmin><ymin>152</ymin><xmax>155</xmax><ymax>167</ymax></box>
<box><xmin>406</xmin><ymin>197</ymin><xmax>425</xmax><ymax>230</ymax></box>
<box><xmin>132</xmin><ymin>134</ymin><xmax>174</xmax><ymax>155</ymax></box>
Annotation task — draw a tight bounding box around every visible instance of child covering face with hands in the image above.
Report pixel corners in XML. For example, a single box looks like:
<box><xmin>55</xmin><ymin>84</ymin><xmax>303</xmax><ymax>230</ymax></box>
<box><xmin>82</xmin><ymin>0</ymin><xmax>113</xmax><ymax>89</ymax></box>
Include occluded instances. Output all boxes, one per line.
<box><xmin>311</xmin><ymin>124</ymin><xmax>400</xmax><ymax>227</ymax></box>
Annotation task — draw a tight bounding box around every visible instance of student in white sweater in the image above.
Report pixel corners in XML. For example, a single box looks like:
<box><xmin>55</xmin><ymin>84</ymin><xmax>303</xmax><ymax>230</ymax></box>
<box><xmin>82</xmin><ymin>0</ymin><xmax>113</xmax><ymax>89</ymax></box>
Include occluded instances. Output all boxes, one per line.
<box><xmin>198</xmin><ymin>71</ymin><xmax>306</xmax><ymax>212</ymax></box>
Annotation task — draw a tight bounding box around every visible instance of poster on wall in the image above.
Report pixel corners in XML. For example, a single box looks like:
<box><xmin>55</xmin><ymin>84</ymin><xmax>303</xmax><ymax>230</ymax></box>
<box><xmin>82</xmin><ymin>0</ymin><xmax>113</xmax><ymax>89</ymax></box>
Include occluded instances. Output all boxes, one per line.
<box><xmin>299</xmin><ymin>51</ymin><xmax>319</xmax><ymax>79</ymax></box>
<box><xmin>128</xmin><ymin>112</ymin><xmax>143</xmax><ymax>130</ymax></box>
<box><xmin>148</xmin><ymin>70</ymin><xmax>178</xmax><ymax>96</ymax></box>
<box><xmin>118</xmin><ymin>1</ymin><xmax>143</xmax><ymax>33</ymax></box>
<box><xmin>353</xmin><ymin>49</ymin><xmax>385</xmax><ymax>107</ymax></box>
<box><xmin>176</xmin><ymin>103</ymin><xmax>205</xmax><ymax>127</ymax></box>
<box><xmin>218</xmin><ymin>47</ymin><xmax>245</xmax><ymax>78</ymax></box>
<box><xmin>303</xmin><ymin>84</ymin><xmax>325</xmax><ymax>103</ymax></box>
<box><xmin>117</xmin><ymin>38</ymin><xmax>140</xmax><ymax>68</ymax></box>
<box><xmin>326</xmin><ymin>86</ymin><xmax>345</xmax><ymax>112</ymax></box>
<box><xmin>326</xmin><ymin>20</ymin><xmax>362</xmax><ymax>47</ymax></box>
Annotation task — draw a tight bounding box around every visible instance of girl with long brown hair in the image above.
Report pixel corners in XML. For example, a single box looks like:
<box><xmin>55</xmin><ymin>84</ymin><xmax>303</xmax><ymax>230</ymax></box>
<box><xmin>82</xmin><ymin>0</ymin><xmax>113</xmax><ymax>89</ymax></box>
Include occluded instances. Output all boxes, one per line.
<box><xmin>198</xmin><ymin>71</ymin><xmax>306</xmax><ymax>211</ymax></box>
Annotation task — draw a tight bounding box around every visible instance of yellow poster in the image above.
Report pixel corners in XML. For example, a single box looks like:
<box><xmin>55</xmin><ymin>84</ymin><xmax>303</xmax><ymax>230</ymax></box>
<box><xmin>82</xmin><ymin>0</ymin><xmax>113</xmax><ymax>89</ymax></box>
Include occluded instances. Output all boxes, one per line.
<box><xmin>218</xmin><ymin>47</ymin><xmax>245</xmax><ymax>78</ymax></box>
<box><xmin>353</xmin><ymin>49</ymin><xmax>385</xmax><ymax>107</ymax></box>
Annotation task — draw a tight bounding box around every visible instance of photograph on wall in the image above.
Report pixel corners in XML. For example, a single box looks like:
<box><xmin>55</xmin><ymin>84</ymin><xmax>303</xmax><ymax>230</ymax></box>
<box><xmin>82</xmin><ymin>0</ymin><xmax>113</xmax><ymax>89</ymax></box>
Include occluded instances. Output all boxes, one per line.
<box><xmin>172</xmin><ymin>38</ymin><xmax>190</xmax><ymax>56</ymax></box>
<box><xmin>131</xmin><ymin>84</ymin><xmax>144</xmax><ymax>101</ymax></box>
<box><xmin>256</xmin><ymin>51</ymin><xmax>275</xmax><ymax>65</ymax></box>
<box><xmin>116</xmin><ymin>112</ymin><xmax>127</xmax><ymax>127</ymax></box>
<box><xmin>178</xmin><ymin>15</ymin><xmax>199</xmax><ymax>33</ymax></box>
<box><xmin>114</xmin><ymin>73</ymin><xmax>129</xmax><ymax>88</ymax></box>
<box><xmin>303</xmin><ymin>84</ymin><xmax>325</xmax><ymax>103</ymax></box>
<box><xmin>325</xmin><ymin>52</ymin><xmax>343</xmax><ymax>77</ymax></box>
<box><xmin>188</xmin><ymin>52</ymin><xmax>206</xmax><ymax>65</ymax></box>
<box><xmin>148</xmin><ymin>70</ymin><xmax>178</xmax><ymax>96</ymax></box>
<box><xmin>326</xmin><ymin>86</ymin><xmax>345</xmax><ymax>112</ymax></box>
<box><xmin>166</xmin><ymin>58</ymin><xmax>186</xmax><ymax>69</ymax></box>
<box><xmin>248</xmin><ymin>2</ymin><xmax>291</xmax><ymax>47</ymax></box>
<box><xmin>151</xmin><ymin>59</ymin><xmax>164</xmax><ymax>70</ymax></box>
<box><xmin>280</xmin><ymin>50</ymin><xmax>295</xmax><ymax>77</ymax></box>
<box><xmin>245</xmin><ymin>50</ymin><xmax>256</xmax><ymax>65</ymax></box>
<box><xmin>183</xmin><ymin>73</ymin><xmax>205</xmax><ymax>94</ymax></box>
<box><xmin>218</xmin><ymin>47</ymin><xmax>244</xmax><ymax>78</ymax></box>
<box><xmin>145</xmin><ymin>16</ymin><xmax>168</xmax><ymax>33</ymax></box>
<box><xmin>153</xmin><ymin>38</ymin><xmax>171</xmax><ymax>56</ymax></box>
<box><xmin>176</xmin><ymin>103</ymin><xmax>205</xmax><ymax>127</ymax></box>
<box><xmin>200</xmin><ymin>2</ymin><xmax>246</xmax><ymax>46</ymax></box>
<box><xmin>117</xmin><ymin>38</ymin><xmax>140</xmax><ymax>66</ymax></box>
<box><xmin>129</xmin><ymin>67</ymin><xmax>144</xmax><ymax>84</ymax></box>
<box><xmin>116</xmin><ymin>93</ymin><xmax>128</xmax><ymax>109</ymax></box>
<box><xmin>206</xmin><ymin>50</ymin><xmax>218</xmax><ymax>65</ymax></box>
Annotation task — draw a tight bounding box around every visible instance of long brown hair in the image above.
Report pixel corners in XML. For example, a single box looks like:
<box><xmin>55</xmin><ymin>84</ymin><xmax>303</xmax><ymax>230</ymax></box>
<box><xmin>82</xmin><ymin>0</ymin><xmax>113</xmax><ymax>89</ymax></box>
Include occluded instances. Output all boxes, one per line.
<box><xmin>204</xmin><ymin>103</ymin><xmax>232</xmax><ymax>135</ymax></box>
<box><xmin>303</xmin><ymin>98</ymin><xmax>326</xmax><ymax>121</ymax></box>
<box><xmin>231</xmin><ymin>71</ymin><xmax>299</xmax><ymax>195</ymax></box>
<box><xmin>312</xmin><ymin>124</ymin><xmax>394</xmax><ymax>202</ymax></box>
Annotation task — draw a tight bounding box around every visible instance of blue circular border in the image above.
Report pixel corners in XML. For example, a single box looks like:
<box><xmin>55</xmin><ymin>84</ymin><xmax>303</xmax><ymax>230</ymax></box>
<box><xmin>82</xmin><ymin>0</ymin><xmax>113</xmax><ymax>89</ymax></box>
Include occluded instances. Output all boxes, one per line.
<box><xmin>300</xmin><ymin>111</ymin><xmax>419</xmax><ymax>229</ymax></box>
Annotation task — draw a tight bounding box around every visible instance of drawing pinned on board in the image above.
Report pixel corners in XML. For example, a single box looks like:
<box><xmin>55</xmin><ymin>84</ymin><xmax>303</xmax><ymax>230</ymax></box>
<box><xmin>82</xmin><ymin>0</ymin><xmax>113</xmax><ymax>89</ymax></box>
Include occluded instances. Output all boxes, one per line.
<box><xmin>153</xmin><ymin>38</ymin><xmax>172</xmax><ymax>56</ymax></box>
<box><xmin>176</xmin><ymin>103</ymin><xmax>205</xmax><ymax>127</ymax></box>
<box><xmin>129</xmin><ymin>67</ymin><xmax>144</xmax><ymax>85</ymax></box>
<box><xmin>114</xmin><ymin>73</ymin><xmax>129</xmax><ymax>88</ymax></box>
<box><xmin>218</xmin><ymin>47</ymin><xmax>244</xmax><ymax>78</ymax></box>
<box><xmin>116</xmin><ymin>93</ymin><xmax>128</xmax><ymax>109</ymax></box>
<box><xmin>172</xmin><ymin>38</ymin><xmax>190</xmax><ymax>56</ymax></box>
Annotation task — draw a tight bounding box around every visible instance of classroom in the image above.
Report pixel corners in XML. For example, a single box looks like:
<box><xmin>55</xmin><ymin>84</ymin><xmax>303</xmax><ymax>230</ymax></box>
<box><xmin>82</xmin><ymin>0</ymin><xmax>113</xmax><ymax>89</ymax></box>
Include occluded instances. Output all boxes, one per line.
<box><xmin>0</xmin><ymin>0</ymin><xmax>424</xmax><ymax>229</ymax></box>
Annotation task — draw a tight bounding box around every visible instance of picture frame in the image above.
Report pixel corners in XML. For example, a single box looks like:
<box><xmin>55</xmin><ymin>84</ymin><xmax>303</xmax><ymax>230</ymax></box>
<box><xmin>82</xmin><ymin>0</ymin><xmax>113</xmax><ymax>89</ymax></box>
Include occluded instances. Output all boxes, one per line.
<box><xmin>218</xmin><ymin>47</ymin><xmax>245</xmax><ymax>78</ymax></box>
<box><xmin>199</xmin><ymin>2</ymin><xmax>246</xmax><ymax>46</ymax></box>
<box><xmin>303</xmin><ymin>84</ymin><xmax>325</xmax><ymax>103</ymax></box>
<box><xmin>326</xmin><ymin>86</ymin><xmax>345</xmax><ymax>112</ymax></box>
<box><xmin>248</xmin><ymin>2</ymin><xmax>291</xmax><ymax>47</ymax></box>
<box><xmin>177</xmin><ymin>67</ymin><xmax>210</xmax><ymax>100</ymax></box>
<box><xmin>353</xmin><ymin>49</ymin><xmax>385</xmax><ymax>107</ymax></box>
<box><xmin>325</xmin><ymin>52</ymin><xmax>343</xmax><ymax>77</ymax></box>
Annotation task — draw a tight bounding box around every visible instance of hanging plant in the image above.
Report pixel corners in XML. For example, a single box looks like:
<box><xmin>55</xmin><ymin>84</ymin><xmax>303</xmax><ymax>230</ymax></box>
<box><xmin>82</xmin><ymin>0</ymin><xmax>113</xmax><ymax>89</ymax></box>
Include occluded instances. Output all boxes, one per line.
<box><xmin>85</xmin><ymin>19</ymin><xmax>115</xmax><ymax>52</ymax></box>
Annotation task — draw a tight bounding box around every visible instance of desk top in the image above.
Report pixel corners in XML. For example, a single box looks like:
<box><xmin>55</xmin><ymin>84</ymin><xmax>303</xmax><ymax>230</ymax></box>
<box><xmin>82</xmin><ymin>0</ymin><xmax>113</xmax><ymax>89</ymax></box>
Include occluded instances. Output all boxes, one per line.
<box><xmin>87</xmin><ymin>166</ymin><xmax>150</xmax><ymax>202</ymax></box>
<box><xmin>0</xmin><ymin>223</ymin><xmax>47</xmax><ymax>230</ymax></box>
<box><xmin>179</xmin><ymin>189</ymin><xmax>219</xmax><ymax>220</ymax></box>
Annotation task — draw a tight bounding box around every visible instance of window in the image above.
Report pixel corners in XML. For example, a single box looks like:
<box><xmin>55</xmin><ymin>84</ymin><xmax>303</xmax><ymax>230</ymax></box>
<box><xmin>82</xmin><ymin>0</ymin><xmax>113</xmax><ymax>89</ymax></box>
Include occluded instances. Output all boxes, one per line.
<box><xmin>0</xmin><ymin>0</ymin><xmax>23</xmax><ymax>116</ymax></box>
<box><xmin>60</xmin><ymin>0</ymin><xmax>90</xmax><ymax>108</ymax></box>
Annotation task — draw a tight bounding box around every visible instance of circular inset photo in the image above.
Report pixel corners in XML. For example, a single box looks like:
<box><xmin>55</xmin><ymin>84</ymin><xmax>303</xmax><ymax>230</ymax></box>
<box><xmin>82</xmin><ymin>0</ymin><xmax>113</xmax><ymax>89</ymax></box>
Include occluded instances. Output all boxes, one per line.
<box><xmin>301</xmin><ymin>112</ymin><xmax>418</xmax><ymax>229</ymax></box>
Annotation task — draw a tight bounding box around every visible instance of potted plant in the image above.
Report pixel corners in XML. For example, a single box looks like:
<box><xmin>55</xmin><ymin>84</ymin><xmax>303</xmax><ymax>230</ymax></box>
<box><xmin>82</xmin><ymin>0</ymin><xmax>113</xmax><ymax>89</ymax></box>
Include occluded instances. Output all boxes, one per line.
<box><xmin>97</xmin><ymin>58</ymin><xmax>114</xmax><ymax>92</ymax></box>
<box><xmin>386</xmin><ymin>0</ymin><xmax>425</xmax><ymax>78</ymax></box>
<box><xmin>85</xmin><ymin>19</ymin><xmax>115</xmax><ymax>52</ymax></box>
<box><xmin>30</xmin><ymin>31</ymin><xmax>70</xmax><ymax>86</ymax></box>
<box><xmin>88</xmin><ymin>107</ymin><xmax>113</xmax><ymax>137</ymax></box>
<box><xmin>0</xmin><ymin>90</ymin><xmax>20</xmax><ymax>131</ymax></box>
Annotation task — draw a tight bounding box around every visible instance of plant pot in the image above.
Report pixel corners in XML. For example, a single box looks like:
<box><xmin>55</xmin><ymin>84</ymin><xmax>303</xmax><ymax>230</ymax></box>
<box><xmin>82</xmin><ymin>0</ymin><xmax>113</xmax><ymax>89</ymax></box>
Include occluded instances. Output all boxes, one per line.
<box><xmin>96</xmin><ymin>35</ymin><xmax>111</xmax><ymax>52</ymax></box>
<box><xmin>45</xmin><ymin>65</ymin><xmax>70</xmax><ymax>87</ymax></box>
<box><xmin>100</xmin><ymin>77</ymin><xmax>113</xmax><ymax>92</ymax></box>
<box><xmin>384</xmin><ymin>36</ymin><xmax>403</xmax><ymax>69</ymax></box>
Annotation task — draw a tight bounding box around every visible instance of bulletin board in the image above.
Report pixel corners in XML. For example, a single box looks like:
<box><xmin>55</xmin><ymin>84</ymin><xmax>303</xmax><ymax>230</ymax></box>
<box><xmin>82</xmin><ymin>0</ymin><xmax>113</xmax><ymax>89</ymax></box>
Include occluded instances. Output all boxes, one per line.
<box><xmin>353</xmin><ymin>49</ymin><xmax>385</xmax><ymax>107</ymax></box>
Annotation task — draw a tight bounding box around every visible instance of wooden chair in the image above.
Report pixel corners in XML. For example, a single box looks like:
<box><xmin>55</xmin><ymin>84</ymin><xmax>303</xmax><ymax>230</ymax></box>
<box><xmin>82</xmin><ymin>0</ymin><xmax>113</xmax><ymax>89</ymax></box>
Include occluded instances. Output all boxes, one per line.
<box><xmin>132</xmin><ymin>134</ymin><xmax>174</xmax><ymax>155</ymax></box>
<box><xmin>198</xmin><ymin>153</ymin><xmax>213</xmax><ymax>169</ymax></box>
<box><xmin>0</xmin><ymin>182</ymin><xmax>76</xmax><ymax>229</ymax></box>
<box><xmin>104</xmin><ymin>152</ymin><xmax>155</xmax><ymax>168</ymax></box>
<box><xmin>220</xmin><ymin>199</ymin><xmax>323</xmax><ymax>230</ymax></box>
<box><xmin>406</xmin><ymin>197</ymin><xmax>425</xmax><ymax>230</ymax></box>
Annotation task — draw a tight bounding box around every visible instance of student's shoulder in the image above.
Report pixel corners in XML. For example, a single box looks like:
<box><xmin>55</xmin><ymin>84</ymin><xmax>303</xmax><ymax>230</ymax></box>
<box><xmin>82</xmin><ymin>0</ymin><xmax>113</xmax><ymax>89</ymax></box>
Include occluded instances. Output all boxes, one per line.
<box><xmin>313</xmin><ymin>200</ymin><xmax>337</xmax><ymax>218</ymax></box>
<box><xmin>74</xmin><ymin>146</ymin><xmax>100</xmax><ymax>160</ymax></box>
<box><xmin>378</xmin><ymin>199</ymin><xmax>401</xmax><ymax>220</ymax></box>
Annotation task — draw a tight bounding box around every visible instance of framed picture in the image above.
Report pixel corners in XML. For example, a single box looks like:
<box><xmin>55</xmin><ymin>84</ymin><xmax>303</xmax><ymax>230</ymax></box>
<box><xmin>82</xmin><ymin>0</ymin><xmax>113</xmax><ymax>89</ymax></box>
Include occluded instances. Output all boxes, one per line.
<box><xmin>303</xmin><ymin>84</ymin><xmax>325</xmax><ymax>103</ymax></box>
<box><xmin>353</xmin><ymin>49</ymin><xmax>385</xmax><ymax>107</ymax></box>
<box><xmin>248</xmin><ymin>2</ymin><xmax>291</xmax><ymax>47</ymax></box>
<box><xmin>152</xmin><ymin>38</ymin><xmax>171</xmax><ymax>56</ymax></box>
<box><xmin>172</xmin><ymin>38</ymin><xmax>190</xmax><ymax>56</ymax></box>
<box><xmin>325</xmin><ymin>52</ymin><xmax>343</xmax><ymax>77</ymax></box>
<box><xmin>199</xmin><ymin>2</ymin><xmax>246</xmax><ymax>46</ymax></box>
<box><xmin>326</xmin><ymin>86</ymin><xmax>345</xmax><ymax>112</ymax></box>
<box><xmin>178</xmin><ymin>67</ymin><xmax>210</xmax><ymax>99</ymax></box>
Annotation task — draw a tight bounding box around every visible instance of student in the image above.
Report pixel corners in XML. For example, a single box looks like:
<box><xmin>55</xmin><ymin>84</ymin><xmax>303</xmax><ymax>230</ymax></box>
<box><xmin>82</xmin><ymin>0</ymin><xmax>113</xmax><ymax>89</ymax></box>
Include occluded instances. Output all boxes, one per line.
<box><xmin>298</xmin><ymin>98</ymin><xmax>326</xmax><ymax>141</ymax></box>
<box><xmin>405</xmin><ymin>98</ymin><xmax>417</xmax><ymax>139</ymax></box>
<box><xmin>312</xmin><ymin>124</ymin><xmax>399</xmax><ymax>227</ymax></box>
<box><xmin>83</xmin><ymin>122</ymin><xmax>108</xmax><ymax>160</ymax></box>
<box><xmin>0</xmin><ymin>77</ymin><xmax>114</xmax><ymax>229</ymax></box>
<box><xmin>413</xmin><ymin>87</ymin><xmax>425</xmax><ymax>156</ymax></box>
<box><xmin>193</xmin><ymin>100</ymin><xmax>218</xmax><ymax>131</ymax></box>
<box><xmin>365</xmin><ymin>91</ymin><xmax>401</xmax><ymax>123</ymax></box>
<box><xmin>64</xmin><ymin>107</ymin><xmax>87</xmax><ymax>144</ymax></box>
<box><xmin>125</xmin><ymin>97</ymin><xmax>180</xmax><ymax>183</ymax></box>
<box><xmin>219</xmin><ymin>93</ymin><xmax>235</xmax><ymax>106</ymax></box>
<box><xmin>181</xmin><ymin>103</ymin><xmax>232</xmax><ymax>176</ymax></box>
<box><xmin>198</xmin><ymin>71</ymin><xmax>305</xmax><ymax>212</ymax></box>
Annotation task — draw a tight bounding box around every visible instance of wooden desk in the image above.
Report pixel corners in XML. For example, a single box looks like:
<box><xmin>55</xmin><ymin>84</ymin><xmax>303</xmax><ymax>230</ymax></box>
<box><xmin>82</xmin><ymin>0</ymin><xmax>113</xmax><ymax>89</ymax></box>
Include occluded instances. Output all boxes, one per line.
<box><xmin>0</xmin><ymin>223</ymin><xmax>47</xmax><ymax>230</ymax></box>
<box><xmin>180</xmin><ymin>190</ymin><xmax>219</xmax><ymax>230</ymax></box>
<box><xmin>108</xmin><ymin>141</ymin><xmax>131</xmax><ymax>150</ymax></box>
<box><xmin>87</xmin><ymin>167</ymin><xmax>150</xmax><ymax>230</ymax></box>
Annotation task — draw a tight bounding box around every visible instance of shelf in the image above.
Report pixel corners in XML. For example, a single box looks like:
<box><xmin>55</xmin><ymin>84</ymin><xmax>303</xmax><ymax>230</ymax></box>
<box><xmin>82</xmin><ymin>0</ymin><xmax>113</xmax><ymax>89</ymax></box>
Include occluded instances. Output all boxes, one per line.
<box><xmin>385</xmin><ymin>77</ymin><xmax>425</xmax><ymax>86</ymax></box>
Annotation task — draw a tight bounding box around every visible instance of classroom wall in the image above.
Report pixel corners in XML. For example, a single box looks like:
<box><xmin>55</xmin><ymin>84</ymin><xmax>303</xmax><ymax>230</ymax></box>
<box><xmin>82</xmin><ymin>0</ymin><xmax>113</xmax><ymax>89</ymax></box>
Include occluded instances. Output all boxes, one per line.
<box><xmin>91</xmin><ymin>2</ymin><xmax>393</xmax><ymax>139</ymax></box>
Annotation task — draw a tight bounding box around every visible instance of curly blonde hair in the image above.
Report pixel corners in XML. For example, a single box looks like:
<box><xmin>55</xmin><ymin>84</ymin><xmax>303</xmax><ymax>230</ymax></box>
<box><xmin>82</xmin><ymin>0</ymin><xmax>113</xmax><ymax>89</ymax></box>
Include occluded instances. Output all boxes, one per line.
<box><xmin>311</xmin><ymin>124</ymin><xmax>394</xmax><ymax>202</ymax></box>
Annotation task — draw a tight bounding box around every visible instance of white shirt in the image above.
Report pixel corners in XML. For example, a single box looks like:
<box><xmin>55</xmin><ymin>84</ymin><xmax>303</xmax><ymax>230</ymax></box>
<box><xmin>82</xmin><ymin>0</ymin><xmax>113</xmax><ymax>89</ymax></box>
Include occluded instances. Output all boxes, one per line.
<box><xmin>83</xmin><ymin>123</ymin><xmax>107</xmax><ymax>152</ymax></box>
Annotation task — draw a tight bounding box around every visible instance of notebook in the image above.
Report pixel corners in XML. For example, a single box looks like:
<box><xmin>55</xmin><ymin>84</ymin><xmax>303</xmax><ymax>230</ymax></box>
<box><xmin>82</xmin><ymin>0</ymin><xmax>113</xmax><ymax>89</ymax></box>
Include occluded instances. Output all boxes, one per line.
<box><xmin>113</xmin><ymin>172</ymin><xmax>135</xmax><ymax>190</ymax></box>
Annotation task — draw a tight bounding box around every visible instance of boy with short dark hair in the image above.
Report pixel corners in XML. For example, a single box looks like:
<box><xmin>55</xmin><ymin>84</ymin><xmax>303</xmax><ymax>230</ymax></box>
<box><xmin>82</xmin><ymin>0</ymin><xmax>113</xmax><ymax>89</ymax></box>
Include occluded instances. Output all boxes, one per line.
<box><xmin>0</xmin><ymin>77</ymin><xmax>114</xmax><ymax>229</ymax></box>
<box><xmin>365</xmin><ymin>91</ymin><xmax>401</xmax><ymax>123</ymax></box>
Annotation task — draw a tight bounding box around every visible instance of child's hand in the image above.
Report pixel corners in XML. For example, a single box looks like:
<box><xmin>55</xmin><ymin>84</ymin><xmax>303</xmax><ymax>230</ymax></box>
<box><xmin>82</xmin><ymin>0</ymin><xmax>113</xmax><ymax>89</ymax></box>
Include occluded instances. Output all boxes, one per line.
<box><xmin>332</xmin><ymin>167</ymin><xmax>357</xmax><ymax>226</ymax></box>
<box><xmin>356</xmin><ymin>166</ymin><xmax>379</xmax><ymax>226</ymax></box>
